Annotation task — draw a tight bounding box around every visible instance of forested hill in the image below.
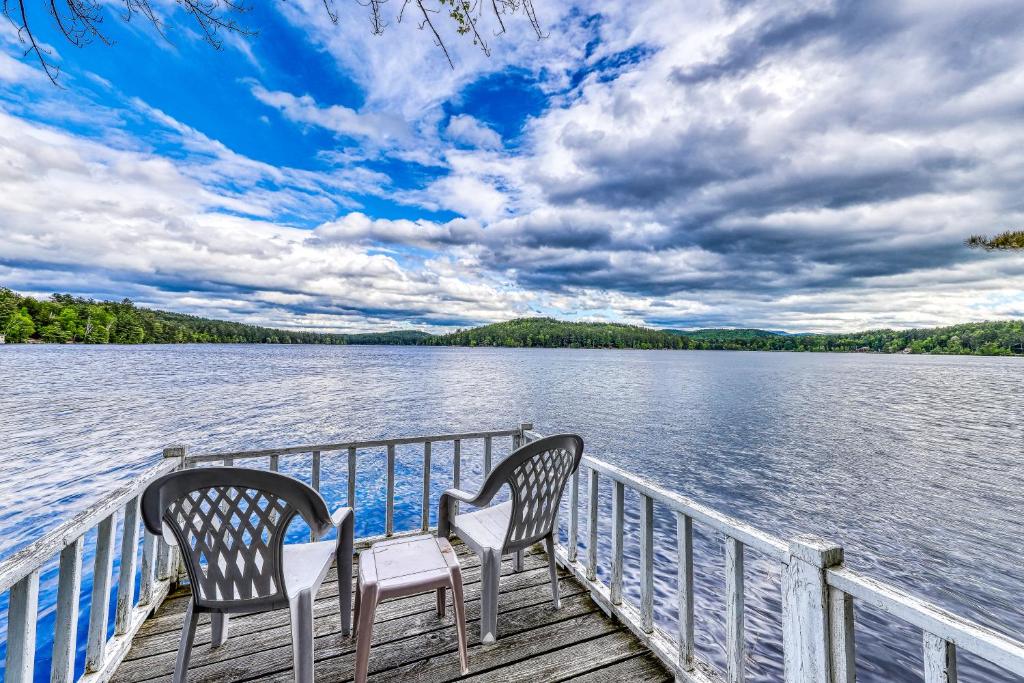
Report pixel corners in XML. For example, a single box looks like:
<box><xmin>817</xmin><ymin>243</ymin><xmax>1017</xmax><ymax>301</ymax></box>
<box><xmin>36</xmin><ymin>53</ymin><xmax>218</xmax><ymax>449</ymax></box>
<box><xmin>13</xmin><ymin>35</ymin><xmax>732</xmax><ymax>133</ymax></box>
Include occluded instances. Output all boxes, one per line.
<box><xmin>1</xmin><ymin>290</ymin><xmax>1022</xmax><ymax>355</ymax></box>
<box><xmin>427</xmin><ymin>317</ymin><xmax>1023</xmax><ymax>354</ymax></box>
<box><xmin>0</xmin><ymin>289</ymin><xmax>428</xmax><ymax>345</ymax></box>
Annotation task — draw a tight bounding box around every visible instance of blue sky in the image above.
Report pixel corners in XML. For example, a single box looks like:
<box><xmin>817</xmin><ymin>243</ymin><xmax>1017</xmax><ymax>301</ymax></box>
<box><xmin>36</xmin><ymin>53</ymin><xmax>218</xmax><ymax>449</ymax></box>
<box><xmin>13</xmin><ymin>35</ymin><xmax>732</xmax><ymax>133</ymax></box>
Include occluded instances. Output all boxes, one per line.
<box><xmin>1</xmin><ymin>0</ymin><xmax>1023</xmax><ymax>333</ymax></box>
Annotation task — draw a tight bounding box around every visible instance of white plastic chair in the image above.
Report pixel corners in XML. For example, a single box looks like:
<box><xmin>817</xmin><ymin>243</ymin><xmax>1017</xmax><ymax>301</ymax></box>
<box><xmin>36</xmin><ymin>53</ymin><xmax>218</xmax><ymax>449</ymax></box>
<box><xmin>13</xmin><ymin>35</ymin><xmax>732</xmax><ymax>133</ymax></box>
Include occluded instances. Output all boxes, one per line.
<box><xmin>437</xmin><ymin>433</ymin><xmax>583</xmax><ymax>643</ymax></box>
<box><xmin>142</xmin><ymin>467</ymin><xmax>354</xmax><ymax>683</ymax></box>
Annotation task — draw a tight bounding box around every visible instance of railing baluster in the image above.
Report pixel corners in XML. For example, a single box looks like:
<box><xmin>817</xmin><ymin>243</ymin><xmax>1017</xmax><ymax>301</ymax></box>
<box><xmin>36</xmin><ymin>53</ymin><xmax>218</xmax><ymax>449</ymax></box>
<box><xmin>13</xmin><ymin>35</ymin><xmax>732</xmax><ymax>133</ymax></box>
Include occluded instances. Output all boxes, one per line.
<box><xmin>830</xmin><ymin>586</ymin><xmax>856</xmax><ymax>682</ymax></box>
<box><xmin>115</xmin><ymin>497</ymin><xmax>141</xmax><ymax>636</ymax></box>
<box><xmin>484</xmin><ymin>436</ymin><xmax>492</xmax><ymax>476</ymax></box>
<box><xmin>386</xmin><ymin>444</ymin><xmax>395</xmax><ymax>536</ymax></box>
<box><xmin>139</xmin><ymin>530</ymin><xmax>156</xmax><ymax>606</ymax></box>
<box><xmin>311</xmin><ymin>450</ymin><xmax>321</xmax><ymax>491</ymax></box>
<box><xmin>453</xmin><ymin>438</ymin><xmax>461</xmax><ymax>487</ymax></box>
<box><xmin>309</xmin><ymin>451</ymin><xmax>322</xmax><ymax>541</ymax></box>
<box><xmin>52</xmin><ymin>536</ymin><xmax>84</xmax><ymax>683</ymax></box>
<box><xmin>677</xmin><ymin>512</ymin><xmax>695</xmax><ymax>670</ymax></box>
<box><xmin>610</xmin><ymin>480</ymin><xmax>624</xmax><ymax>604</ymax></box>
<box><xmin>157</xmin><ymin>536</ymin><xmax>173</xmax><ymax>581</ymax></box>
<box><xmin>422</xmin><ymin>441</ymin><xmax>432</xmax><ymax>531</ymax></box>
<box><xmin>5</xmin><ymin>569</ymin><xmax>40</xmax><ymax>683</ymax></box>
<box><xmin>453</xmin><ymin>439</ymin><xmax>461</xmax><ymax>514</ymax></box>
<box><xmin>269</xmin><ymin>455</ymin><xmax>279</xmax><ymax>472</ymax></box>
<box><xmin>223</xmin><ymin>456</ymin><xmax>234</xmax><ymax>466</ymax></box>
<box><xmin>568</xmin><ymin>470</ymin><xmax>579</xmax><ymax>562</ymax></box>
<box><xmin>924</xmin><ymin>633</ymin><xmax>958</xmax><ymax>683</ymax></box>
<box><xmin>726</xmin><ymin>537</ymin><xmax>745</xmax><ymax>683</ymax></box>
<box><xmin>587</xmin><ymin>469</ymin><xmax>599</xmax><ymax>580</ymax></box>
<box><xmin>86</xmin><ymin>514</ymin><xmax>117</xmax><ymax>672</ymax></box>
<box><xmin>347</xmin><ymin>446</ymin><xmax>356</xmax><ymax>509</ymax></box>
<box><xmin>640</xmin><ymin>493</ymin><xmax>655</xmax><ymax>632</ymax></box>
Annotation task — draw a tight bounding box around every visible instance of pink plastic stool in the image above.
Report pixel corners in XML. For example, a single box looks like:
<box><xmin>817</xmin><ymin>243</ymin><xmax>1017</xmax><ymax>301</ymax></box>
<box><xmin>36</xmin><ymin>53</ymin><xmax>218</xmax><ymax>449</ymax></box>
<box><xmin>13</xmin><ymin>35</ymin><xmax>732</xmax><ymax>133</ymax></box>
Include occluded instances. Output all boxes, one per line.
<box><xmin>353</xmin><ymin>534</ymin><xmax>469</xmax><ymax>682</ymax></box>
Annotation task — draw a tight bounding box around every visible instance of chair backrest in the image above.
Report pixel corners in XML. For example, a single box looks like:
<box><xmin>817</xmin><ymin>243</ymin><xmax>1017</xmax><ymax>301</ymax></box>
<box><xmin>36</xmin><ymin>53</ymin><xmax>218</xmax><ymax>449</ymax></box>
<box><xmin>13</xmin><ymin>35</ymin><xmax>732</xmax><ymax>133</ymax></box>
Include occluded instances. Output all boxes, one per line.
<box><xmin>489</xmin><ymin>434</ymin><xmax>583</xmax><ymax>552</ymax></box>
<box><xmin>142</xmin><ymin>467</ymin><xmax>332</xmax><ymax>611</ymax></box>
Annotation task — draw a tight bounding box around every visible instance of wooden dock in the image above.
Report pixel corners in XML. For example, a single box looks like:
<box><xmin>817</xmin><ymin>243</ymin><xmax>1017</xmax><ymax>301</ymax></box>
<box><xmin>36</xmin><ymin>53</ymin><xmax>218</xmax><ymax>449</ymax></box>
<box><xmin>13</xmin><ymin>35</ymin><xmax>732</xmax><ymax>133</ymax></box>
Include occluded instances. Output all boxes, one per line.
<box><xmin>111</xmin><ymin>542</ymin><xmax>671</xmax><ymax>682</ymax></box>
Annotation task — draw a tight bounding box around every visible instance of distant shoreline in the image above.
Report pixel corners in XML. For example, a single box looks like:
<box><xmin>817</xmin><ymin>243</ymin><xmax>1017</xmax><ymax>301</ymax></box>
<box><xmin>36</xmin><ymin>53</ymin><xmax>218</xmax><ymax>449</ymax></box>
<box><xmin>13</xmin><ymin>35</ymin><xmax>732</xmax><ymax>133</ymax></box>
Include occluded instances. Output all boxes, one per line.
<box><xmin>2</xmin><ymin>289</ymin><xmax>1022</xmax><ymax>356</ymax></box>
<box><xmin>3</xmin><ymin>340</ymin><xmax>1020</xmax><ymax>357</ymax></box>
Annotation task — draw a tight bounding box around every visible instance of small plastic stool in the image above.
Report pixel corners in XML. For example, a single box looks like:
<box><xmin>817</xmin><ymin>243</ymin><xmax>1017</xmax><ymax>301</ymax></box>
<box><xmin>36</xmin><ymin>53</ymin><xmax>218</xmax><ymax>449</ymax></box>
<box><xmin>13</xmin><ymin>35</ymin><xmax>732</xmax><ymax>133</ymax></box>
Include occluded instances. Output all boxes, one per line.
<box><xmin>353</xmin><ymin>534</ymin><xmax>469</xmax><ymax>682</ymax></box>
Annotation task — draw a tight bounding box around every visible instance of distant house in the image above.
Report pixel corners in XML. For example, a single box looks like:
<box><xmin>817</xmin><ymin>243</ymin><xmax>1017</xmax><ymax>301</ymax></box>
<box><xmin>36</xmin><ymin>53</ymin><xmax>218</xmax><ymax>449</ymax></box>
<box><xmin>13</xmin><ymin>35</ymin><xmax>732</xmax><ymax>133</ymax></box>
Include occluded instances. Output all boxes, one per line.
<box><xmin>854</xmin><ymin>346</ymin><xmax>871</xmax><ymax>353</ymax></box>
<box><xmin>0</xmin><ymin>333</ymin><xmax>5</xmax><ymax>344</ymax></box>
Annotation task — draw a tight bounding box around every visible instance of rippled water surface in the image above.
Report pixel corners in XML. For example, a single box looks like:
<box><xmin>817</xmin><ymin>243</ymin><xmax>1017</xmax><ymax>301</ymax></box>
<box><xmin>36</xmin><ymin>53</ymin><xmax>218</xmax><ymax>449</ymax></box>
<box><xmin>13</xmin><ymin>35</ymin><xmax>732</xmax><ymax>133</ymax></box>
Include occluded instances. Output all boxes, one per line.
<box><xmin>0</xmin><ymin>345</ymin><xmax>1021</xmax><ymax>681</ymax></box>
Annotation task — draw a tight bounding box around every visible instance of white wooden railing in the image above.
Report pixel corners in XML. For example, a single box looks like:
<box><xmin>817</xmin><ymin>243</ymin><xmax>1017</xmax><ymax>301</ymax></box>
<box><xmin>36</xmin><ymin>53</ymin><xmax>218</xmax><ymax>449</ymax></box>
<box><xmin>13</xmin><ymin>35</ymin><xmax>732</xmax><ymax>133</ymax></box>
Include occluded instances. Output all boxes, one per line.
<box><xmin>3</xmin><ymin>423</ymin><xmax>1023</xmax><ymax>683</ymax></box>
<box><xmin>521</xmin><ymin>429</ymin><xmax>1024</xmax><ymax>683</ymax></box>
<box><xmin>0</xmin><ymin>425</ymin><xmax>524</xmax><ymax>682</ymax></box>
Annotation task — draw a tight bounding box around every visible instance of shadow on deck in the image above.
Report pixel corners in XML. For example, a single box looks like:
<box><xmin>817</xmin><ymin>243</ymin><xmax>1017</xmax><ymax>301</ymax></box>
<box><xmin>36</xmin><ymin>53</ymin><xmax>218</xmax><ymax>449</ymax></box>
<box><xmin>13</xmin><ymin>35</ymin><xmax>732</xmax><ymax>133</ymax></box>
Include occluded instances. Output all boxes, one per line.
<box><xmin>111</xmin><ymin>542</ymin><xmax>671</xmax><ymax>682</ymax></box>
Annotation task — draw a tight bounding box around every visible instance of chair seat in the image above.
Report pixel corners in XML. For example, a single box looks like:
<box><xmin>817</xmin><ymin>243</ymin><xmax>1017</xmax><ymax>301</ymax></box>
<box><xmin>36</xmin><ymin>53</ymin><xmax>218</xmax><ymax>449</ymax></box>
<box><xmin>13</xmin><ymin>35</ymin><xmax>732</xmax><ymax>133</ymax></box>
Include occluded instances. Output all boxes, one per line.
<box><xmin>450</xmin><ymin>501</ymin><xmax>512</xmax><ymax>555</ymax></box>
<box><xmin>283</xmin><ymin>541</ymin><xmax>336</xmax><ymax>599</ymax></box>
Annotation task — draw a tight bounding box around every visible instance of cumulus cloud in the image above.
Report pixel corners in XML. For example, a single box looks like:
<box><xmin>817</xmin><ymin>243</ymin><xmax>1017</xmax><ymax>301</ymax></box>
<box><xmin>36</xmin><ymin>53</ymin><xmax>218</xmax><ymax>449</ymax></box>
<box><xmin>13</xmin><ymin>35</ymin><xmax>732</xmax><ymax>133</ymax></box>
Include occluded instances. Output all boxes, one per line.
<box><xmin>3</xmin><ymin>0</ymin><xmax>1024</xmax><ymax>332</ymax></box>
<box><xmin>445</xmin><ymin>115</ymin><xmax>503</xmax><ymax>150</ymax></box>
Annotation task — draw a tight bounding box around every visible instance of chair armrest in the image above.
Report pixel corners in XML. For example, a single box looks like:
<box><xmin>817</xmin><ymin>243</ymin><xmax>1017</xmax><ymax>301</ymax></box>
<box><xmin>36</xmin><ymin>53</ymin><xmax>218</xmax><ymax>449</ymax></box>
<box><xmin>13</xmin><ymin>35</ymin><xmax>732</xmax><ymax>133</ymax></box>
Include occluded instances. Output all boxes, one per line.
<box><xmin>440</xmin><ymin>487</ymin><xmax>486</xmax><ymax>507</ymax></box>
<box><xmin>331</xmin><ymin>506</ymin><xmax>353</xmax><ymax>530</ymax></box>
<box><xmin>437</xmin><ymin>487</ymin><xmax>491</xmax><ymax>539</ymax></box>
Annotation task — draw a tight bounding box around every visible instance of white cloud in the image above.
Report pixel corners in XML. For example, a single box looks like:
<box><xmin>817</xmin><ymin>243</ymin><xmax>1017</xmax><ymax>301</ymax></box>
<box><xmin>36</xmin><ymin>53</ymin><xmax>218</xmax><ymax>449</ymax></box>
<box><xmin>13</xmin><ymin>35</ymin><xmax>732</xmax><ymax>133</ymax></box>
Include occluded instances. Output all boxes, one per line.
<box><xmin>445</xmin><ymin>114</ymin><xmax>502</xmax><ymax>149</ymax></box>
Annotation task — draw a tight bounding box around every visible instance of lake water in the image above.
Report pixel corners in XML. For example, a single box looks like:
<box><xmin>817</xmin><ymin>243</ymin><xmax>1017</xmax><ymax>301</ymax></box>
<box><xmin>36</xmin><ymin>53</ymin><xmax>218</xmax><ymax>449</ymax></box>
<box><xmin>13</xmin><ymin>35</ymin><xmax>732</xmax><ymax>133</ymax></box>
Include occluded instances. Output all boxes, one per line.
<box><xmin>0</xmin><ymin>345</ymin><xmax>1021</xmax><ymax>681</ymax></box>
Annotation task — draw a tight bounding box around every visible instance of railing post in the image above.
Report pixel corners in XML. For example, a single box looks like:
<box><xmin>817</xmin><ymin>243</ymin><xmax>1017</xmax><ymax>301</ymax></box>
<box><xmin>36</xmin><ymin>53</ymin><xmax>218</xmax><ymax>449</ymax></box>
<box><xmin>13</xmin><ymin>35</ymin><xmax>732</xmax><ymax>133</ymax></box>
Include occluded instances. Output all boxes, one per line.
<box><xmin>52</xmin><ymin>536</ymin><xmax>84</xmax><ymax>683</ymax></box>
<box><xmin>347</xmin><ymin>446</ymin><xmax>357</xmax><ymax>509</ymax></box>
<box><xmin>453</xmin><ymin>439</ymin><xmax>461</xmax><ymax>514</ymax></box>
<box><xmin>610</xmin><ymin>480</ymin><xmax>624</xmax><ymax>605</ymax></box>
<box><xmin>587</xmin><ymin>469</ymin><xmax>599</xmax><ymax>581</ymax></box>
<box><xmin>726</xmin><ymin>537</ymin><xmax>745</xmax><ymax>683</ymax></box>
<box><xmin>923</xmin><ymin>633</ymin><xmax>958</xmax><ymax>683</ymax></box>
<box><xmin>163</xmin><ymin>445</ymin><xmax>188</xmax><ymax>467</ymax></box>
<box><xmin>386</xmin><ymin>444</ymin><xmax>396</xmax><ymax>536</ymax></box>
<box><xmin>783</xmin><ymin>536</ymin><xmax>844</xmax><ymax>683</ymax></box>
<box><xmin>484</xmin><ymin>436</ymin><xmax>492</xmax><ymax>476</ymax></box>
<box><xmin>639</xmin><ymin>494</ymin><xmax>654</xmax><ymax>633</ymax></box>
<box><xmin>5</xmin><ymin>569</ymin><xmax>40</xmax><ymax>683</ymax></box>
<box><xmin>422</xmin><ymin>441</ymin><xmax>432</xmax><ymax>531</ymax></box>
<box><xmin>139</xmin><ymin>530</ymin><xmax>156</xmax><ymax>606</ymax></box>
<box><xmin>829</xmin><ymin>587</ymin><xmax>855</xmax><ymax>683</ymax></box>
<box><xmin>677</xmin><ymin>512</ymin><xmax>695</xmax><ymax>670</ymax></box>
<box><xmin>86</xmin><ymin>514</ymin><xmax>117</xmax><ymax>672</ymax></box>
<box><xmin>568</xmin><ymin>470</ymin><xmax>579</xmax><ymax>562</ymax></box>
<box><xmin>115</xmin><ymin>497</ymin><xmax>141</xmax><ymax>635</ymax></box>
<box><xmin>514</xmin><ymin>422</ymin><xmax>532</xmax><ymax>450</ymax></box>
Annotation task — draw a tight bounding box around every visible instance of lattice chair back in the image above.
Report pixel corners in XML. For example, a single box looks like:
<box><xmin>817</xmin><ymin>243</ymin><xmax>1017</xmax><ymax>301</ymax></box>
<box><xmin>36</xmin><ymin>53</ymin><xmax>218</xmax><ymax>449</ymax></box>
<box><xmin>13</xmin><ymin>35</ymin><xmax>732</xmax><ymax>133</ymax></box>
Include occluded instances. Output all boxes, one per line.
<box><xmin>493</xmin><ymin>434</ymin><xmax>583</xmax><ymax>552</ymax></box>
<box><xmin>142</xmin><ymin>467</ymin><xmax>333</xmax><ymax>612</ymax></box>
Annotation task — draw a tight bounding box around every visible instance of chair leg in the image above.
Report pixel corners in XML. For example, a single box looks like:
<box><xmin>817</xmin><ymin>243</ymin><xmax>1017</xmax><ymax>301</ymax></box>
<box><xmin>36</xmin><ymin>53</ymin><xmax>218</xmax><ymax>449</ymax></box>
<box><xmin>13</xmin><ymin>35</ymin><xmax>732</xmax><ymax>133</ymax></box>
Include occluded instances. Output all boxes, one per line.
<box><xmin>211</xmin><ymin>613</ymin><xmax>230</xmax><ymax>648</ymax></box>
<box><xmin>513</xmin><ymin>549</ymin><xmax>524</xmax><ymax>573</ymax></box>
<box><xmin>289</xmin><ymin>590</ymin><xmax>315</xmax><ymax>683</ymax></box>
<box><xmin>172</xmin><ymin>602</ymin><xmax>199</xmax><ymax>683</ymax></box>
<box><xmin>354</xmin><ymin>585</ymin><xmax>377</xmax><ymax>683</ymax></box>
<box><xmin>449</xmin><ymin>569</ymin><xmax>470</xmax><ymax>675</ymax></box>
<box><xmin>544</xmin><ymin>534</ymin><xmax>560</xmax><ymax>609</ymax></box>
<box><xmin>352</xmin><ymin>574</ymin><xmax>361</xmax><ymax>637</ymax></box>
<box><xmin>480</xmin><ymin>550</ymin><xmax>500</xmax><ymax>644</ymax></box>
<box><xmin>337</xmin><ymin>511</ymin><xmax>354</xmax><ymax>637</ymax></box>
<box><xmin>436</xmin><ymin>586</ymin><xmax>446</xmax><ymax>617</ymax></box>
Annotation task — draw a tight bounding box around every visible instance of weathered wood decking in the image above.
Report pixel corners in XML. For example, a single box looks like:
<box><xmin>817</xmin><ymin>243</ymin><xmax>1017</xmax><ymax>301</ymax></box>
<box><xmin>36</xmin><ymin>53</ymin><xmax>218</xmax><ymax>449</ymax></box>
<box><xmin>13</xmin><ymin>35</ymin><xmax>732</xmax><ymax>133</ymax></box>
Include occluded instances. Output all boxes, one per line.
<box><xmin>111</xmin><ymin>542</ymin><xmax>671</xmax><ymax>682</ymax></box>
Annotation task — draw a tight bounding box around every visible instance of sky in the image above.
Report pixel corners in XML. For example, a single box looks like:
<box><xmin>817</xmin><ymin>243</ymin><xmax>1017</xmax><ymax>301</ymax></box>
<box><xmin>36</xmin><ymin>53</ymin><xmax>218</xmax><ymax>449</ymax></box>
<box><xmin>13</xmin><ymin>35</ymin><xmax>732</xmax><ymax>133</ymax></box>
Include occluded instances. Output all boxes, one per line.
<box><xmin>1</xmin><ymin>0</ymin><xmax>1023</xmax><ymax>334</ymax></box>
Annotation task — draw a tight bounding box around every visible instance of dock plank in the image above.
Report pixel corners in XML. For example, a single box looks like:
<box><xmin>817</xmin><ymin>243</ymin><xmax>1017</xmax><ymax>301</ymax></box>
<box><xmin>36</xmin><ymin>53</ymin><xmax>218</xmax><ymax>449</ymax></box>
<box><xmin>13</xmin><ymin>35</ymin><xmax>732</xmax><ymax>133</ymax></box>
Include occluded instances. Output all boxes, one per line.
<box><xmin>112</xmin><ymin>542</ymin><xmax>670</xmax><ymax>682</ymax></box>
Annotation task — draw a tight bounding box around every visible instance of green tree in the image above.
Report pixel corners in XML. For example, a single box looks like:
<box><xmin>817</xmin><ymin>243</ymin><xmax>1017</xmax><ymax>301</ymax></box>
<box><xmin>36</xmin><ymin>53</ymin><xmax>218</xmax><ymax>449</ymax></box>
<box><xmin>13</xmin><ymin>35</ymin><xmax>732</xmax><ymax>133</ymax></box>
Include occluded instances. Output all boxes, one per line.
<box><xmin>4</xmin><ymin>307</ymin><xmax>35</xmax><ymax>342</ymax></box>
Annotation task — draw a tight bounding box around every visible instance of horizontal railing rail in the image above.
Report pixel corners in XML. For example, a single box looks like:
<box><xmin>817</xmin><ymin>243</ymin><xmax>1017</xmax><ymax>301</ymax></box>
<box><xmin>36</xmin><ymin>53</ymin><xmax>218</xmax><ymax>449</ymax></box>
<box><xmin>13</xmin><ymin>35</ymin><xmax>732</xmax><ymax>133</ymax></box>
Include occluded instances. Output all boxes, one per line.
<box><xmin>525</xmin><ymin>429</ymin><xmax>1024</xmax><ymax>683</ymax></box>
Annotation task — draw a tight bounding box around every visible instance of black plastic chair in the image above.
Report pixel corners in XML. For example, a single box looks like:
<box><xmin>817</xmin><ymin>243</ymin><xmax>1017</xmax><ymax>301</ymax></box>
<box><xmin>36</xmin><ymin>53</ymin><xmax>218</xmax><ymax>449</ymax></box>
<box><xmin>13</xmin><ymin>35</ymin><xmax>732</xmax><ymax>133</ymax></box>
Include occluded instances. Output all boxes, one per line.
<box><xmin>142</xmin><ymin>467</ymin><xmax>353</xmax><ymax>683</ymax></box>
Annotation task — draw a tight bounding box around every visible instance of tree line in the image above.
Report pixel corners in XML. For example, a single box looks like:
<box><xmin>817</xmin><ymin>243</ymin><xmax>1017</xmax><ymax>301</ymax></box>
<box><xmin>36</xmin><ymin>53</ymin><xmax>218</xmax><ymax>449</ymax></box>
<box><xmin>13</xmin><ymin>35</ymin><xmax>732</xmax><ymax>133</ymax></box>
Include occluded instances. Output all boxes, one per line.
<box><xmin>2</xmin><ymin>290</ymin><xmax>1021</xmax><ymax>355</ymax></box>
<box><xmin>427</xmin><ymin>318</ymin><xmax>1024</xmax><ymax>355</ymax></box>
<box><xmin>0</xmin><ymin>290</ymin><xmax>424</xmax><ymax>345</ymax></box>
